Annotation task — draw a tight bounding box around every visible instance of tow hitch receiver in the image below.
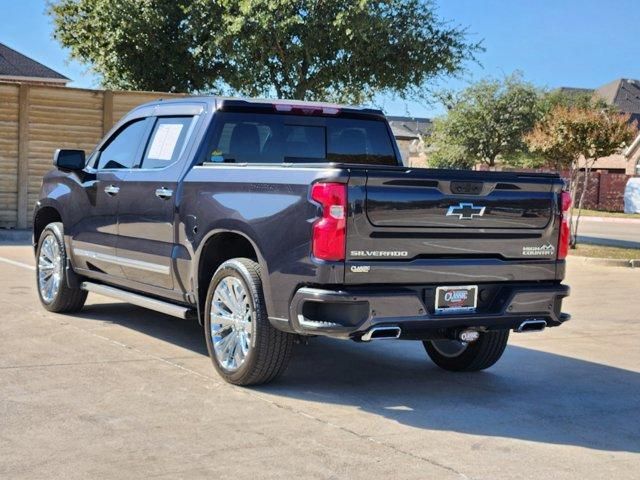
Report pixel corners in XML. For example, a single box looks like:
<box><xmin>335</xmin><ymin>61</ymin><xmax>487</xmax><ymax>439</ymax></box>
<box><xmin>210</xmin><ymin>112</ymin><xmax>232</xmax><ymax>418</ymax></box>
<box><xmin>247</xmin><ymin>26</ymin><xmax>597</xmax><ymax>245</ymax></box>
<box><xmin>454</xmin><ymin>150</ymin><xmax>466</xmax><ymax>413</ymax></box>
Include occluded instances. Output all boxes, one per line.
<box><xmin>459</xmin><ymin>329</ymin><xmax>480</xmax><ymax>342</ymax></box>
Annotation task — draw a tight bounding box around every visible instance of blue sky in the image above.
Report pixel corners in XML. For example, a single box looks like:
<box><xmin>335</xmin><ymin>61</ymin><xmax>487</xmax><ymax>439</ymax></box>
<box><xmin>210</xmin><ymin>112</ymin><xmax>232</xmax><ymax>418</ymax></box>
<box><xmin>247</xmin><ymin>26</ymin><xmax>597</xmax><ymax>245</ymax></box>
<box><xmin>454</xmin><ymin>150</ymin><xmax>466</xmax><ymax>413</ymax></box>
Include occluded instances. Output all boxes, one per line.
<box><xmin>2</xmin><ymin>0</ymin><xmax>639</xmax><ymax>118</ymax></box>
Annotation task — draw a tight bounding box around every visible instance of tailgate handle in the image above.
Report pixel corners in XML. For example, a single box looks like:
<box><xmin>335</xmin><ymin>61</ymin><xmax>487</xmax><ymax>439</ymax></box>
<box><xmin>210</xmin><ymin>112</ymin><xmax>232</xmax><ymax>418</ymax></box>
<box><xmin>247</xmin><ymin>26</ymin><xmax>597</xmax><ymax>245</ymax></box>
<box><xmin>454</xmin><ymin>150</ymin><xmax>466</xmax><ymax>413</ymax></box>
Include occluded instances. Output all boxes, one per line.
<box><xmin>450</xmin><ymin>181</ymin><xmax>483</xmax><ymax>195</ymax></box>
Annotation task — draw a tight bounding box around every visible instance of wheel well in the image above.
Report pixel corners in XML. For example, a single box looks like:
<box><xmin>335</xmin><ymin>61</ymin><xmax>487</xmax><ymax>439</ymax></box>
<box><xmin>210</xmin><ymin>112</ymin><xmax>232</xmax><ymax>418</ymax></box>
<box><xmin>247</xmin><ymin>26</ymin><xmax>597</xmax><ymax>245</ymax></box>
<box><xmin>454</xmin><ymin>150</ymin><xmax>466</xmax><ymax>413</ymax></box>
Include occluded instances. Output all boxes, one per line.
<box><xmin>33</xmin><ymin>207</ymin><xmax>62</xmax><ymax>250</ymax></box>
<box><xmin>197</xmin><ymin>232</ymin><xmax>259</xmax><ymax>320</ymax></box>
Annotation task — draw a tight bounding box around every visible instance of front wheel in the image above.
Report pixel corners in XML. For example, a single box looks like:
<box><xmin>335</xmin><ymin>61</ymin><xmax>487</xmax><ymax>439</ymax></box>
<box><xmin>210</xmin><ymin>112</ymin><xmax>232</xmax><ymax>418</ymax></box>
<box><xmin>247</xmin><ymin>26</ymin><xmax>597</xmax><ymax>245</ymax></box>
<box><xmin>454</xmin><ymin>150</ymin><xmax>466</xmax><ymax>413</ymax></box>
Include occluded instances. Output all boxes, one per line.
<box><xmin>423</xmin><ymin>330</ymin><xmax>509</xmax><ymax>372</ymax></box>
<box><xmin>36</xmin><ymin>222</ymin><xmax>87</xmax><ymax>313</ymax></box>
<box><xmin>203</xmin><ymin>258</ymin><xmax>294</xmax><ymax>386</ymax></box>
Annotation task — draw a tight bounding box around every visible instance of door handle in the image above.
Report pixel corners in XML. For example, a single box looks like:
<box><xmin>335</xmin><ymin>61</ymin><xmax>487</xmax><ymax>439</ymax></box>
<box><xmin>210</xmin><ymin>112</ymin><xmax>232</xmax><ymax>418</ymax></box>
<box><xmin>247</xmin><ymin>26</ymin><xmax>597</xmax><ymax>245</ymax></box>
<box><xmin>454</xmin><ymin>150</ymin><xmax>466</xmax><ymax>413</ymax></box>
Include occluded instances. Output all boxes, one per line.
<box><xmin>155</xmin><ymin>187</ymin><xmax>173</xmax><ymax>199</ymax></box>
<box><xmin>104</xmin><ymin>185</ymin><xmax>120</xmax><ymax>195</ymax></box>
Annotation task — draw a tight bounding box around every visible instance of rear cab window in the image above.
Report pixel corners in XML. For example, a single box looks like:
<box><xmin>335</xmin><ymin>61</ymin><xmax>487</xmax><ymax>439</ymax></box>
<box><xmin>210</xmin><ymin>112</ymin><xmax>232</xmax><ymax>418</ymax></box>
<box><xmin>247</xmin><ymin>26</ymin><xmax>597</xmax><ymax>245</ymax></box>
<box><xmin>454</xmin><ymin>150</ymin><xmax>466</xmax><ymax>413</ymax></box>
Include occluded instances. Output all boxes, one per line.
<box><xmin>207</xmin><ymin>112</ymin><xmax>399</xmax><ymax>166</ymax></box>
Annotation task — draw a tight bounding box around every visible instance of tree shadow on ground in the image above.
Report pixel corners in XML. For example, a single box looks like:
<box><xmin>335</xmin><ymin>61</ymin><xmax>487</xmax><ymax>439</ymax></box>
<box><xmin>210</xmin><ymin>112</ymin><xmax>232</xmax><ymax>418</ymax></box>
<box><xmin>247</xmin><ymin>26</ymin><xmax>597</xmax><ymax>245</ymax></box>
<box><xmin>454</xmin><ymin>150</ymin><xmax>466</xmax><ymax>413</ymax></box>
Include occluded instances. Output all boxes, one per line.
<box><xmin>76</xmin><ymin>302</ymin><xmax>640</xmax><ymax>454</ymax></box>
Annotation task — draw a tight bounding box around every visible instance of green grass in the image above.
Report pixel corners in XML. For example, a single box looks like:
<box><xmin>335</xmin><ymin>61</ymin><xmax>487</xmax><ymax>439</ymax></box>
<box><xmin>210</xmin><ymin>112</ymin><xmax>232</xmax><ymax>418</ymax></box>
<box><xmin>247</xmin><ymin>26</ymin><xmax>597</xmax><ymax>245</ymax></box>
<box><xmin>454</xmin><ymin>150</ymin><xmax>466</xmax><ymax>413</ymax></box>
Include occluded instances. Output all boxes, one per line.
<box><xmin>571</xmin><ymin>244</ymin><xmax>640</xmax><ymax>260</ymax></box>
<box><xmin>572</xmin><ymin>208</ymin><xmax>639</xmax><ymax>219</ymax></box>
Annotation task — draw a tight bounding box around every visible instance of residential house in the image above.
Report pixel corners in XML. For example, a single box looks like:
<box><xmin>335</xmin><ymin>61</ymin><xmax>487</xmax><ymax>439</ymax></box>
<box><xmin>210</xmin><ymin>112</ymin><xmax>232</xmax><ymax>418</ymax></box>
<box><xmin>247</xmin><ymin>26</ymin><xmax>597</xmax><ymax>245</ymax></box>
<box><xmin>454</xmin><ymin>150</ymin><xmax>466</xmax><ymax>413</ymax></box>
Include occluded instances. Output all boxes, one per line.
<box><xmin>596</xmin><ymin>78</ymin><xmax>640</xmax><ymax>125</ymax></box>
<box><xmin>562</xmin><ymin>78</ymin><xmax>640</xmax><ymax>175</ymax></box>
<box><xmin>625</xmin><ymin>134</ymin><xmax>640</xmax><ymax>174</ymax></box>
<box><xmin>0</xmin><ymin>42</ymin><xmax>69</xmax><ymax>86</ymax></box>
<box><xmin>386</xmin><ymin>116</ymin><xmax>431</xmax><ymax>166</ymax></box>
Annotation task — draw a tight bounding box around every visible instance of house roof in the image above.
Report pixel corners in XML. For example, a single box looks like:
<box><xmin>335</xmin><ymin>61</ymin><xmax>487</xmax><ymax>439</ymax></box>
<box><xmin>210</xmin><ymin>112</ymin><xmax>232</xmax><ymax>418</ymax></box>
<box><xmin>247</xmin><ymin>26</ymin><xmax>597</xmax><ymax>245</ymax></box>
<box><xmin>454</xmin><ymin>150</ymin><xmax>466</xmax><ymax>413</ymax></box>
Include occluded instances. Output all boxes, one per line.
<box><xmin>0</xmin><ymin>42</ymin><xmax>69</xmax><ymax>83</ymax></box>
<box><xmin>386</xmin><ymin>115</ymin><xmax>432</xmax><ymax>140</ymax></box>
<box><xmin>595</xmin><ymin>78</ymin><xmax>640</xmax><ymax>123</ymax></box>
<box><xmin>558</xmin><ymin>78</ymin><xmax>640</xmax><ymax>124</ymax></box>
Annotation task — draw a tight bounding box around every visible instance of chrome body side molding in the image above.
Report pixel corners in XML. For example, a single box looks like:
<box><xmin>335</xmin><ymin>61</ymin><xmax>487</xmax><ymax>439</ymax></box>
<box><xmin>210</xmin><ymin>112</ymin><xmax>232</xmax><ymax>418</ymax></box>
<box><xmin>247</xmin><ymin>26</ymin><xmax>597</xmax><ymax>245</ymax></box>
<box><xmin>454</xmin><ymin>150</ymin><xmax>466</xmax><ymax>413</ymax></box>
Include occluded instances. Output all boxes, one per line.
<box><xmin>73</xmin><ymin>248</ymin><xmax>170</xmax><ymax>275</ymax></box>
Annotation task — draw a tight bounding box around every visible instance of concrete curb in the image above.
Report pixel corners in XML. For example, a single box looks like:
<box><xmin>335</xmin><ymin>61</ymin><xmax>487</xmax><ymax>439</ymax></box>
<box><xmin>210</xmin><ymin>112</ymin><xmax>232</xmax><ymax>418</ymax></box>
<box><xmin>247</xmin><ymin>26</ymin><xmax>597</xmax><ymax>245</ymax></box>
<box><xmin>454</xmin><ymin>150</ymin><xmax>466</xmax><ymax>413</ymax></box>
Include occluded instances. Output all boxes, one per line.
<box><xmin>569</xmin><ymin>255</ymin><xmax>640</xmax><ymax>268</ymax></box>
<box><xmin>577</xmin><ymin>236</ymin><xmax>640</xmax><ymax>249</ymax></box>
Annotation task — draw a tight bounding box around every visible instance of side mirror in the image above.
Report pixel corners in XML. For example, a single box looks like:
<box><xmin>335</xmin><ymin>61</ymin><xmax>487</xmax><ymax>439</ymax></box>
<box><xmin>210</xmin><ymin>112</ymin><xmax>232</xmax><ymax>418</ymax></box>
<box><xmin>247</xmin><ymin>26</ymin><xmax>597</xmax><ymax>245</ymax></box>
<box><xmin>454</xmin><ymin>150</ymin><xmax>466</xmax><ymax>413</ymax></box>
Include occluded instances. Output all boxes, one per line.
<box><xmin>54</xmin><ymin>149</ymin><xmax>85</xmax><ymax>171</ymax></box>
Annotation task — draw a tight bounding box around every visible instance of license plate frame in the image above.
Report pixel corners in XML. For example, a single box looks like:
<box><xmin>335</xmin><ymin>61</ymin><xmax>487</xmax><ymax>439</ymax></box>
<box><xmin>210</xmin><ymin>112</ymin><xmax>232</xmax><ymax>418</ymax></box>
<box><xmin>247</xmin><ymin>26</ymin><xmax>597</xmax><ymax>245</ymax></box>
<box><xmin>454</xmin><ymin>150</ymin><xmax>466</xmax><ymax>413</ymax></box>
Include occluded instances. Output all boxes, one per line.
<box><xmin>435</xmin><ymin>285</ymin><xmax>478</xmax><ymax>314</ymax></box>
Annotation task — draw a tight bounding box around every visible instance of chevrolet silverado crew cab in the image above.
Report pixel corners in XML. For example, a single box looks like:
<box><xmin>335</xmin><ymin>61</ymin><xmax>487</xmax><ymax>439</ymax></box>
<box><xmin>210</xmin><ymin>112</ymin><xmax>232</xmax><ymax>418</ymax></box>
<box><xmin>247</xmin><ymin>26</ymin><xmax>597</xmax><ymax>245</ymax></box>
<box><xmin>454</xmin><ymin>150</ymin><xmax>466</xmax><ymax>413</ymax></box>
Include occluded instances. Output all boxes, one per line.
<box><xmin>33</xmin><ymin>97</ymin><xmax>571</xmax><ymax>385</ymax></box>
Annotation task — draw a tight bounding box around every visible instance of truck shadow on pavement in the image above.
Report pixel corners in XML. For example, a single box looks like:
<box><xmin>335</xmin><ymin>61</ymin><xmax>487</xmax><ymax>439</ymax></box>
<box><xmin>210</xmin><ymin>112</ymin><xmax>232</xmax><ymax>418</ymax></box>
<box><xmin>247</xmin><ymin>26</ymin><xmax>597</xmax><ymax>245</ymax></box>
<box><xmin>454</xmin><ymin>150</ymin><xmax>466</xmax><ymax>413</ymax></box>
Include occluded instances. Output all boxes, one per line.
<box><xmin>77</xmin><ymin>302</ymin><xmax>640</xmax><ymax>454</ymax></box>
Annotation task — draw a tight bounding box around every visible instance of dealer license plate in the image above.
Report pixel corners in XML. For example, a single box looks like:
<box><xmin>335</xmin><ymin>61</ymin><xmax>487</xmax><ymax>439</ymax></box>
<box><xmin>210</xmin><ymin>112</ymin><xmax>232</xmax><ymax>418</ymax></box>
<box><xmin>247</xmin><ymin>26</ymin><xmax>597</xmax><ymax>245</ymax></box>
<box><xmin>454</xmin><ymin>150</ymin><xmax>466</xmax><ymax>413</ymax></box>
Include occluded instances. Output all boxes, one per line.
<box><xmin>435</xmin><ymin>285</ymin><xmax>478</xmax><ymax>314</ymax></box>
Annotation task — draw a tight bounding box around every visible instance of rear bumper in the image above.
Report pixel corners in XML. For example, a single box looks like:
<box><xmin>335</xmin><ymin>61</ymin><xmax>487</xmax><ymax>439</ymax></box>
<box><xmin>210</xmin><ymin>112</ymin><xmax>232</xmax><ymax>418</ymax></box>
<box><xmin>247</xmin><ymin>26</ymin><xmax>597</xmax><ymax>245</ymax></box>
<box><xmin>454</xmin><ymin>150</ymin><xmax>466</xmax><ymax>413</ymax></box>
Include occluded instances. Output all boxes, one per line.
<box><xmin>289</xmin><ymin>282</ymin><xmax>570</xmax><ymax>340</ymax></box>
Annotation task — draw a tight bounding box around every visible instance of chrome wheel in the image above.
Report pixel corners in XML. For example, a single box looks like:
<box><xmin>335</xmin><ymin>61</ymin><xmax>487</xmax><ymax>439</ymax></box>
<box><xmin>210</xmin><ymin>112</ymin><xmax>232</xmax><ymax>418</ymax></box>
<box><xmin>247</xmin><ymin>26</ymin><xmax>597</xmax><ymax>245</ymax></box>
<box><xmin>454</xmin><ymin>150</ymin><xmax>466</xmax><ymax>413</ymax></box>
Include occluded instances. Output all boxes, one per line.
<box><xmin>210</xmin><ymin>276</ymin><xmax>254</xmax><ymax>372</ymax></box>
<box><xmin>38</xmin><ymin>234</ymin><xmax>62</xmax><ymax>303</ymax></box>
<box><xmin>430</xmin><ymin>339</ymin><xmax>469</xmax><ymax>358</ymax></box>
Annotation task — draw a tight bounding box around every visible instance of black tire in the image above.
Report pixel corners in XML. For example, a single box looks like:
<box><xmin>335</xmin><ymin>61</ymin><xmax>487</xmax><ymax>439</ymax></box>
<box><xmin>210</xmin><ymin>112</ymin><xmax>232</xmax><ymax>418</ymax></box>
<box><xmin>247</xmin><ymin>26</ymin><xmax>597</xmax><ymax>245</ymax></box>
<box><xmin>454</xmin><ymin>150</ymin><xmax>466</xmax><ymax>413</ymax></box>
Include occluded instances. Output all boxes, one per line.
<box><xmin>35</xmin><ymin>222</ymin><xmax>87</xmax><ymax>313</ymax></box>
<box><xmin>423</xmin><ymin>330</ymin><xmax>509</xmax><ymax>372</ymax></box>
<box><xmin>203</xmin><ymin>258</ymin><xmax>294</xmax><ymax>386</ymax></box>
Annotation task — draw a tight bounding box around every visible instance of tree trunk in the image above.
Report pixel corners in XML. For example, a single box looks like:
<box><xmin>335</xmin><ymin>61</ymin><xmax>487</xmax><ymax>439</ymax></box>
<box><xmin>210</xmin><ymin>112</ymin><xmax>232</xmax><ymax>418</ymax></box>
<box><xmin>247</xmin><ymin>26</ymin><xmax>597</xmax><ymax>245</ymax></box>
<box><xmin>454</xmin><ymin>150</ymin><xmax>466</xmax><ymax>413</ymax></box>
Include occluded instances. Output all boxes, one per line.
<box><xmin>567</xmin><ymin>159</ymin><xmax>579</xmax><ymax>247</ymax></box>
<box><xmin>572</xmin><ymin>158</ymin><xmax>596</xmax><ymax>247</ymax></box>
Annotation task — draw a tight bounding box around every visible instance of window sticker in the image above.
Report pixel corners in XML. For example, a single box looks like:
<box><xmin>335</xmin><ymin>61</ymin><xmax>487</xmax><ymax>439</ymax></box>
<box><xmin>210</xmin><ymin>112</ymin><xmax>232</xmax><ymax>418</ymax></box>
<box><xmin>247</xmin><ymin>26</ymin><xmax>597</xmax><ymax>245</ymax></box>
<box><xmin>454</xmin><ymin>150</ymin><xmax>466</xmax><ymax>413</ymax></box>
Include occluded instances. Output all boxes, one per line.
<box><xmin>148</xmin><ymin>123</ymin><xmax>184</xmax><ymax>161</ymax></box>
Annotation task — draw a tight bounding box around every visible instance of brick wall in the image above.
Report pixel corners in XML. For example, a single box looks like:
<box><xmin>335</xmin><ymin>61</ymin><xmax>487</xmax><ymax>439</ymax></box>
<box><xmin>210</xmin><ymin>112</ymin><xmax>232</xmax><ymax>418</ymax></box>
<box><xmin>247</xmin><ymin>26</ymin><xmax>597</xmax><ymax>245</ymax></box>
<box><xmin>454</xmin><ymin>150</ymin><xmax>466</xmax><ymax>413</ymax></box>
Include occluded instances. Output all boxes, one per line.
<box><xmin>572</xmin><ymin>171</ymin><xmax>631</xmax><ymax>212</ymax></box>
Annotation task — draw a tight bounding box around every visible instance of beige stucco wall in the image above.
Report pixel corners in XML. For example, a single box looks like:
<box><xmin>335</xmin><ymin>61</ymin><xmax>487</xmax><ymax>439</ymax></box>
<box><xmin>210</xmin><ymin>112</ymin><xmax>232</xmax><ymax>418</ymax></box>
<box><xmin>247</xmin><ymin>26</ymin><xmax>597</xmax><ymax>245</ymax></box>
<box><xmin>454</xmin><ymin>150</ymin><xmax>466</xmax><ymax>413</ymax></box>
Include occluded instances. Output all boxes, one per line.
<box><xmin>577</xmin><ymin>153</ymin><xmax>637</xmax><ymax>175</ymax></box>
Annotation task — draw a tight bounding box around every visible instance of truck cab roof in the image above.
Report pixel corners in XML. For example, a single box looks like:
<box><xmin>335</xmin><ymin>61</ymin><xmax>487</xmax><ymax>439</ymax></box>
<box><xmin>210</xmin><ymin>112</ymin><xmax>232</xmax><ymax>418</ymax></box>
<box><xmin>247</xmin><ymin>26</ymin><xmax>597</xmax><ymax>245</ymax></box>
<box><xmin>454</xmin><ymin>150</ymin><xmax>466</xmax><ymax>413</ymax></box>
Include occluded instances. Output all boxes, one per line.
<box><xmin>130</xmin><ymin>95</ymin><xmax>385</xmax><ymax>119</ymax></box>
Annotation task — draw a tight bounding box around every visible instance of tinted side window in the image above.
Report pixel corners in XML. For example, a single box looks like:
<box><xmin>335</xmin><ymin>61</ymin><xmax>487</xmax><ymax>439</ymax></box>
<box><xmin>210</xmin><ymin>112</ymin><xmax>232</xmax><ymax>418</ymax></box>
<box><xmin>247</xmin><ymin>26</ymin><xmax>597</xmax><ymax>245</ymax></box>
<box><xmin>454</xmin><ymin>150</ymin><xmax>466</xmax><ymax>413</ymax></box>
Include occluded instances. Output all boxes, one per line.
<box><xmin>209</xmin><ymin>112</ymin><xmax>397</xmax><ymax>165</ymax></box>
<box><xmin>141</xmin><ymin>116</ymin><xmax>195</xmax><ymax>169</ymax></box>
<box><xmin>97</xmin><ymin>119</ymin><xmax>148</xmax><ymax>170</ymax></box>
<box><xmin>211</xmin><ymin>116</ymin><xmax>280</xmax><ymax>163</ymax></box>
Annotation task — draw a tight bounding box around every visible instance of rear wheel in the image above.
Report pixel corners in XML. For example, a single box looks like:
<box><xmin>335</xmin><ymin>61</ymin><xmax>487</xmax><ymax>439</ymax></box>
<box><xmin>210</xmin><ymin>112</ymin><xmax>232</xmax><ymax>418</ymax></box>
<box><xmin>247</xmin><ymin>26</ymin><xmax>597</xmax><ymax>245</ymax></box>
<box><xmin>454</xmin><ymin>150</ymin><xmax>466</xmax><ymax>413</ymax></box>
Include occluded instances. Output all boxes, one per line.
<box><xmin>36</xmin><ymin>222</ymin><xmax>87</xmax><ymax>313</ymax></box>
<box><xmin>423</xmin><ymin>330</ymin><xmax>509</xmax><ymax>372</ymax></box>
<box><xmin>203</xmin><ymin>258</ymin><xmax>294</xmax><ymax>386</ymax></box>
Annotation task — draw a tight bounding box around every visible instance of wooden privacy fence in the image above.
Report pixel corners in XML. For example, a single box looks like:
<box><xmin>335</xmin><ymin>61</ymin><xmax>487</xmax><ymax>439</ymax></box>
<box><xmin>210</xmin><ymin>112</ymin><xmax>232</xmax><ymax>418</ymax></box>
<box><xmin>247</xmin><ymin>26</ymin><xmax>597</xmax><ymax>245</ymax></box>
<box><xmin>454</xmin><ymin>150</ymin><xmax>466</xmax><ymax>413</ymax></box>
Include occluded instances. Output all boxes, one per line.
<box><xmin>0</xmin><ymin>81</ymin><xmax>184</xmax><ymax>229</ymax></box>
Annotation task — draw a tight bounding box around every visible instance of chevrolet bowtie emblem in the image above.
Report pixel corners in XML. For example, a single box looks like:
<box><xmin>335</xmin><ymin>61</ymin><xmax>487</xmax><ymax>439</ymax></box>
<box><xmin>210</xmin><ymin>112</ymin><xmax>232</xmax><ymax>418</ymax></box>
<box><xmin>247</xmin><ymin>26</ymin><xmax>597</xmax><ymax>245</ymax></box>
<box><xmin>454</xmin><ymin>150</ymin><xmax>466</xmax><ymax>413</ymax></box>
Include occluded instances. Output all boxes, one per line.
<box><xmin>446</xmin><ymin>203</ymin><xmax>486</xmax><ymax>220</ymax></box>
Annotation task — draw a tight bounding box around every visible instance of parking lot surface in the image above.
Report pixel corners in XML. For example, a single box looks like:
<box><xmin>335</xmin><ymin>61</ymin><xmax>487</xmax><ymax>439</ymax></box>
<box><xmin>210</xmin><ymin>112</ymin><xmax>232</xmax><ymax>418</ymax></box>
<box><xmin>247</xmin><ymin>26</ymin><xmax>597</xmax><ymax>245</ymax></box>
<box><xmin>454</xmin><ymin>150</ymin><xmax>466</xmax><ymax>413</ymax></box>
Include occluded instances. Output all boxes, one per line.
<box><xmin>1</xmin><ymin>244</ymin><xmax>639</xmax><ymax>479</ymax></box>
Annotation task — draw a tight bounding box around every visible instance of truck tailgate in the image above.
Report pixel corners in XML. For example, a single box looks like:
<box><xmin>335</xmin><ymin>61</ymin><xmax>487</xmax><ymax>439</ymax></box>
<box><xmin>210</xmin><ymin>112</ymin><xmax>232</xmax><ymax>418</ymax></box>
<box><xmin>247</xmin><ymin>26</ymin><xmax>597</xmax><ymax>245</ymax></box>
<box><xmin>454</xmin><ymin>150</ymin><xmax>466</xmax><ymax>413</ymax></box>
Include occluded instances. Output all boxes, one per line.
<box><xmin>345</xmin><ymin>167</ymin><xmax>565</xmax><ymax>285</ymax></box>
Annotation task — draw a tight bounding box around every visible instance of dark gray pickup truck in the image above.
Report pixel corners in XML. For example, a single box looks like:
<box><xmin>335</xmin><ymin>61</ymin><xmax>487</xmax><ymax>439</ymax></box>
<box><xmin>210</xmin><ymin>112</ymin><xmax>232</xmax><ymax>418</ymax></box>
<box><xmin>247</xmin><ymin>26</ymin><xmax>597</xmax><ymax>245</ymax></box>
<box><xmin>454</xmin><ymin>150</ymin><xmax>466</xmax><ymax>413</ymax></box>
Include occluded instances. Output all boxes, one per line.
<box><xmin>33</xmin><ymin>97</ymin><xmax>570</xmax><ymax>385</ymax></box>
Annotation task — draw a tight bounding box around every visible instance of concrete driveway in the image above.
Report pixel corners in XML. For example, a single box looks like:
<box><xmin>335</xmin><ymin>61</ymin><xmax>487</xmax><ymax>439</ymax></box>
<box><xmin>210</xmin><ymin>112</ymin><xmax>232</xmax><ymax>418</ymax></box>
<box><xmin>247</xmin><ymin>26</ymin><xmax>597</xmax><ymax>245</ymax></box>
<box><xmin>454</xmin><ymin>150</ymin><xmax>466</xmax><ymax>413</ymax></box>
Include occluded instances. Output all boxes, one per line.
<box><xmin>1</xmin><ymin>245</ymin><xmax>639</xmax><ymax>479</ymax></box>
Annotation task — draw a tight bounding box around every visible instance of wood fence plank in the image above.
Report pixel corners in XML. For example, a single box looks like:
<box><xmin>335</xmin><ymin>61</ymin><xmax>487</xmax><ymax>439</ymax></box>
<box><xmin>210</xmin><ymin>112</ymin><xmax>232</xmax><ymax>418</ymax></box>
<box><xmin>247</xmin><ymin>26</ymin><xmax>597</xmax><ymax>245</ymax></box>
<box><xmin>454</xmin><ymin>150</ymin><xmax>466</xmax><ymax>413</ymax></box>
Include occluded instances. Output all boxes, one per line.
<box><xmin>103</xmin><ymin>90</ymin><xmax>113</xmax><ymax>135</ymax></box>
<box><xmin>17</xmin><ymin>84</ymin><xmax>30</xmax><ymax>229</ymax></box>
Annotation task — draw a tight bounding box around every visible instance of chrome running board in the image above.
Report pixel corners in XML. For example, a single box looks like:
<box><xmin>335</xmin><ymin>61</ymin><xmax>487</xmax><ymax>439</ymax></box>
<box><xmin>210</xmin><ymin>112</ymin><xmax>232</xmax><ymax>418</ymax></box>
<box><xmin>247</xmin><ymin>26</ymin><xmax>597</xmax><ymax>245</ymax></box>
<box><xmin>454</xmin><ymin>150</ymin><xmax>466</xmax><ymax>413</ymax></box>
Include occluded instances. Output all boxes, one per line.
<box><xmin>81</xmin><ymin>282</ymin><xmax>194</xmax><ymax>320</ymax></box>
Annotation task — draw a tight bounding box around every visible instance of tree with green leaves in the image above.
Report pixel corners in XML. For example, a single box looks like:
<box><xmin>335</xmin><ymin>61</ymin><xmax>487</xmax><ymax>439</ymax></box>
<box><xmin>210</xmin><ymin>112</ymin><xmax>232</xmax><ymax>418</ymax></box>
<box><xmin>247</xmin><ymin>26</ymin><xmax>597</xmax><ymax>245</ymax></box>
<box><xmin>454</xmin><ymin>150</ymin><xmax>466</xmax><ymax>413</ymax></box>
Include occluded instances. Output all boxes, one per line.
<box><xmin>49</xmin><ymin>0</ymin><xmax>480</xmax><ymax>103</ymax></box>
<box><xmin>49</xmin><ymin>0</ymin><xmax>218</xmax><ymax>92</ymax></box>
<box><xmin>426</xmin><ymin>74</ymin><xmax>542</xmax><ymax>169</ymax></box>
<box><xmin>423</xmin><ymin>141</ymin><xmax>476</xmax><ymax>169</ymax></box>
<box><xmin>540</xmin><ymin>88</ymin><xmax>608</xmax><ymax>112</ymax></box>
<box><xmin>525</xmin><ymin>103</ymin><xmax>637</xmax><ymax>244</ymax></box>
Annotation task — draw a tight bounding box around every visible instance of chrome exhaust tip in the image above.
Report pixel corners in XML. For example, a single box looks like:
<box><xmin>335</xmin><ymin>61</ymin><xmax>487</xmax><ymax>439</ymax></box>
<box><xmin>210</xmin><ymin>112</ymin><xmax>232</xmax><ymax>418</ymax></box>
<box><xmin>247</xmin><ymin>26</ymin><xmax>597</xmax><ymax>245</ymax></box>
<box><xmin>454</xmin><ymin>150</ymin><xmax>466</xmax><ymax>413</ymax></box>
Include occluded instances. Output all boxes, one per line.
<box><xmin>516</xmin><ymin>319</ymin><xmax>547</xmax><ymax>333</ymax></box>
<box><xmin>361</xmin><ymin>326</ymin><xmax>401</xmax><ymax>342</ymax></box>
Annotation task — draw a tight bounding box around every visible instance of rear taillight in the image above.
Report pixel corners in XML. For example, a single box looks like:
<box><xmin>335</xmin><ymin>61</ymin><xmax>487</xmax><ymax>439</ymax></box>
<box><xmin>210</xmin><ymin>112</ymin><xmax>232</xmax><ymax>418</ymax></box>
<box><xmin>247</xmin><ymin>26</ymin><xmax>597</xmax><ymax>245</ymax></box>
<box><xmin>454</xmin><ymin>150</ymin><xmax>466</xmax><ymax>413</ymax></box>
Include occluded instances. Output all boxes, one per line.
<box><xmin>558</xmin><ymin>191</ymin><xmax>572</xmax><ymax>260</ymax></box>
<box><xmin>311</xmin><ymin>182</ymin><xmax>347</xmax><ymax>261</ymax></box>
